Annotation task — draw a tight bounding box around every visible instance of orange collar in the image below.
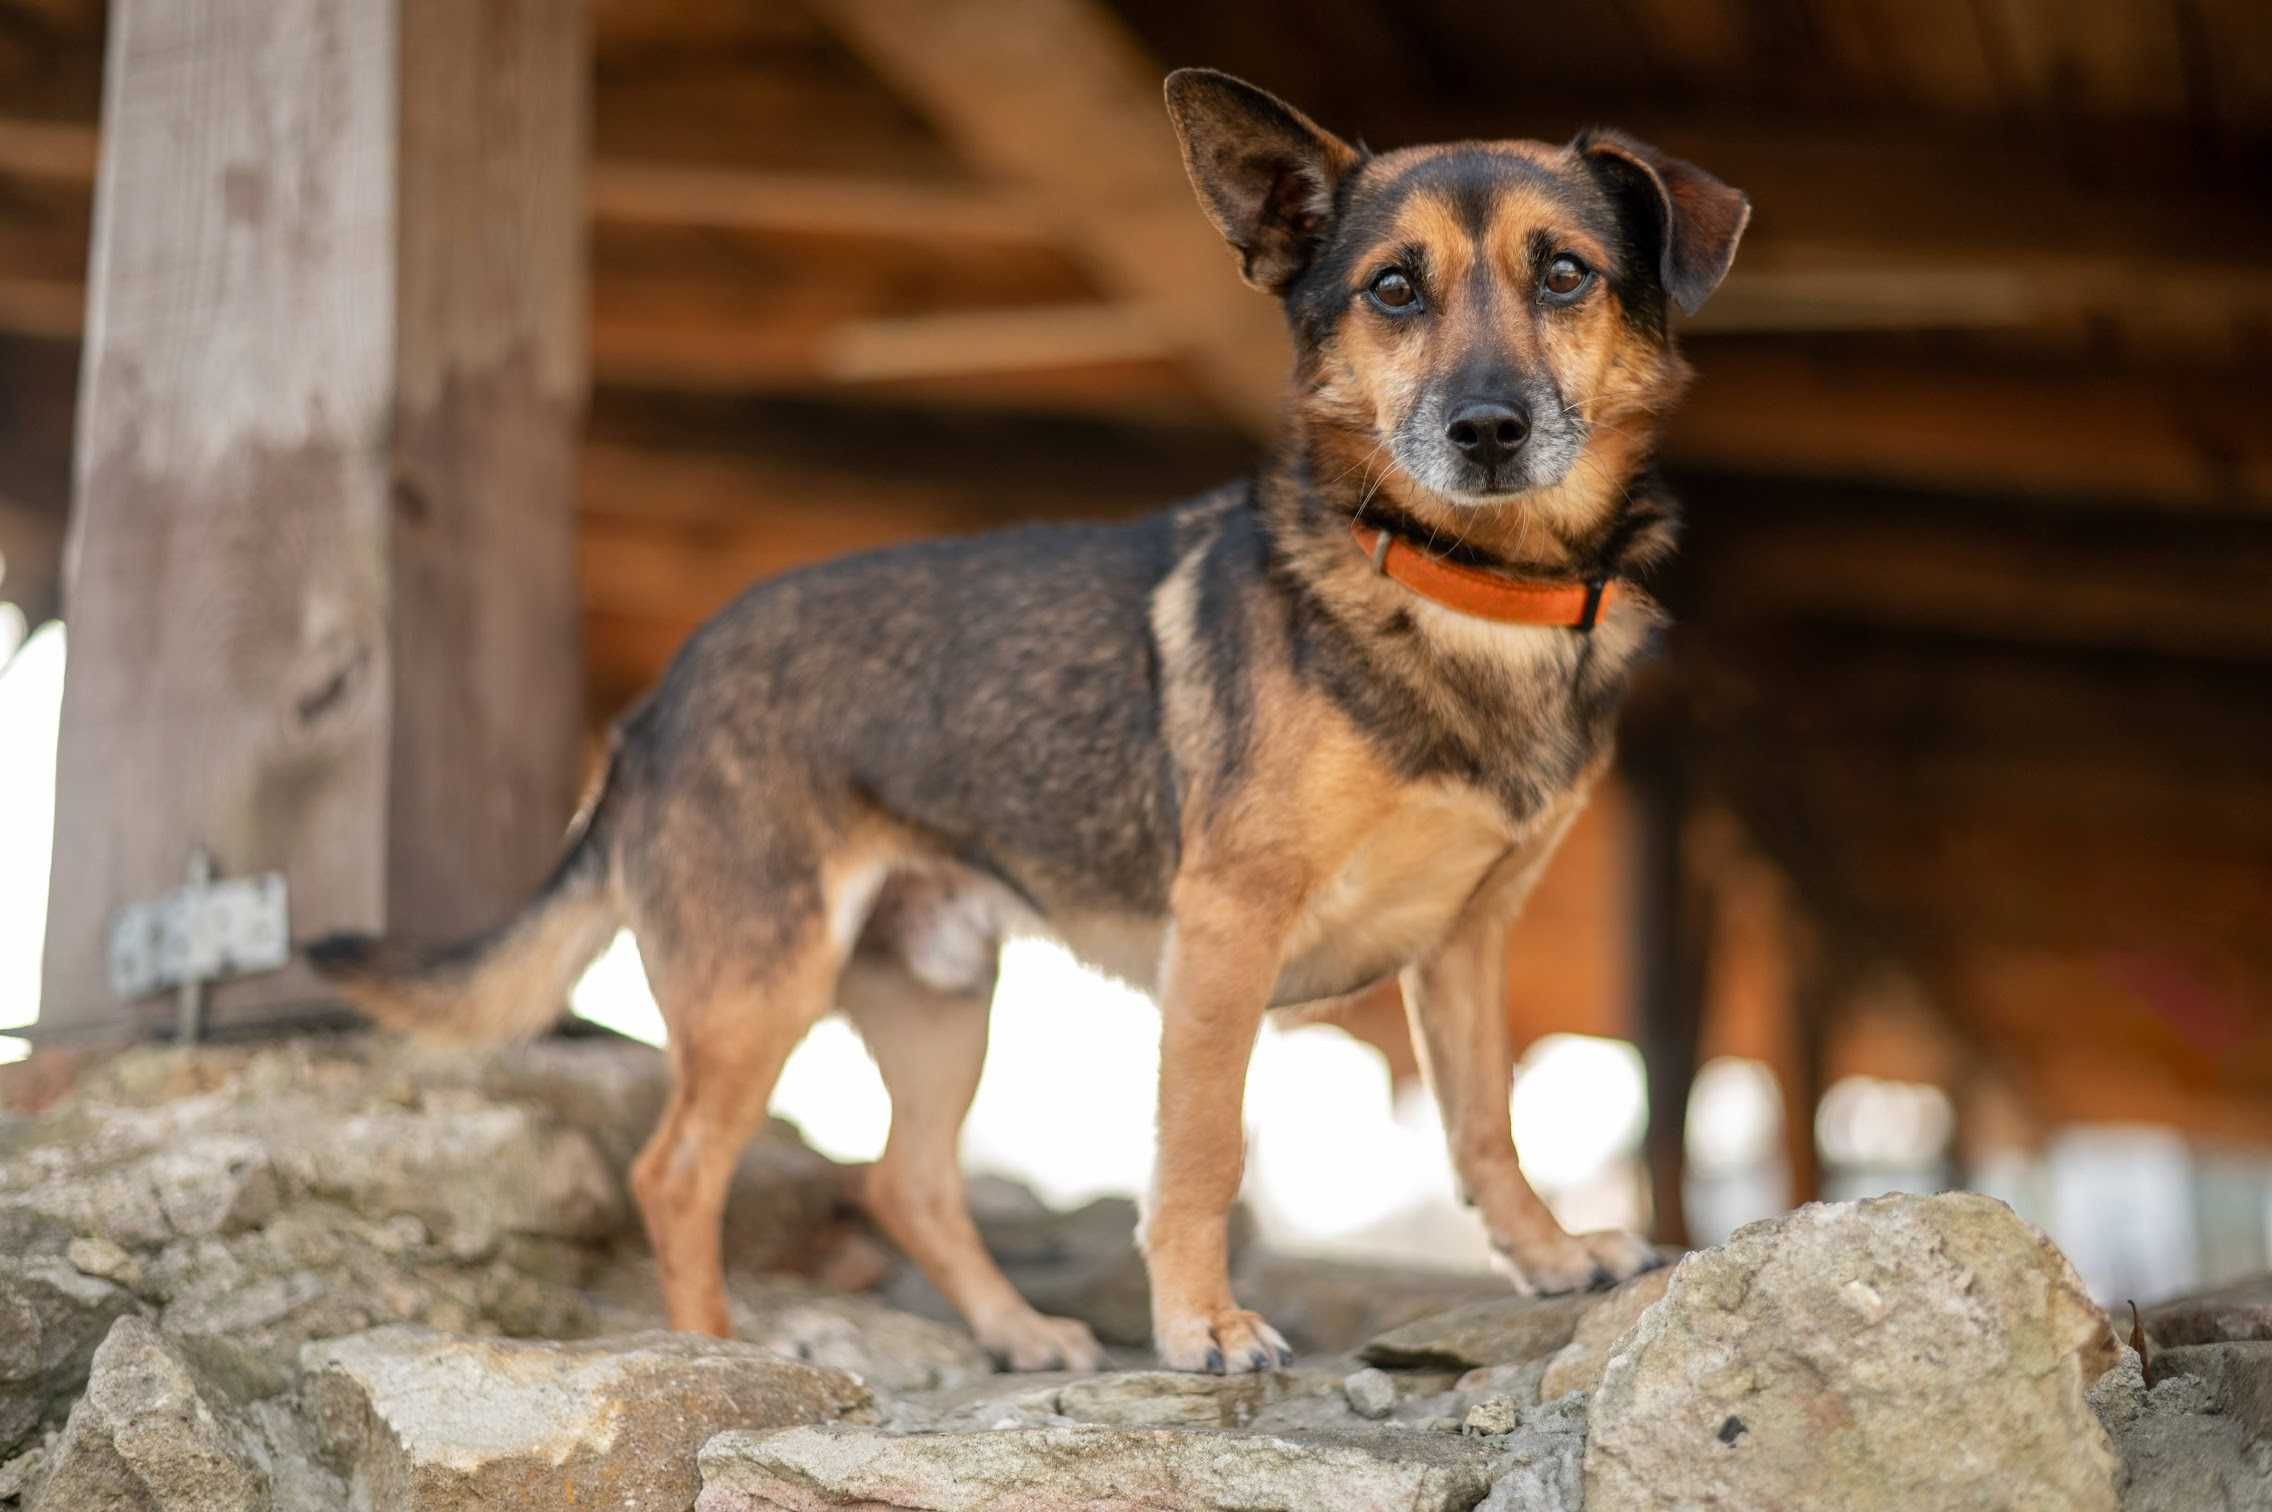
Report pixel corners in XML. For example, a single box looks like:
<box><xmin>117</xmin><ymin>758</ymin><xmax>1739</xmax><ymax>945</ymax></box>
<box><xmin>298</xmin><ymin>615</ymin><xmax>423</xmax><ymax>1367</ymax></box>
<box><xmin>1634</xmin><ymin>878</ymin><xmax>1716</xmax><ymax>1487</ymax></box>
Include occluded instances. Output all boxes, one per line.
<box><xmin>1350</xmin><ymin>520</ymin><xmax>1617</xmax><ymax>630</ymax></box>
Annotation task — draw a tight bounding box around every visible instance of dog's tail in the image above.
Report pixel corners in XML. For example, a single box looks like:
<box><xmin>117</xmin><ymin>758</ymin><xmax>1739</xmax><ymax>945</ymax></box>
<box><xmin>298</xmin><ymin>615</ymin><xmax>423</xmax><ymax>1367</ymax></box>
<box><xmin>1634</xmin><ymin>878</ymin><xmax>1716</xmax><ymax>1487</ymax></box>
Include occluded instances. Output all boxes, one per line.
<box><xmin>305</xmin><ymin>751</ymin><xmax>626</xmax><ymax>1046</ymax></box>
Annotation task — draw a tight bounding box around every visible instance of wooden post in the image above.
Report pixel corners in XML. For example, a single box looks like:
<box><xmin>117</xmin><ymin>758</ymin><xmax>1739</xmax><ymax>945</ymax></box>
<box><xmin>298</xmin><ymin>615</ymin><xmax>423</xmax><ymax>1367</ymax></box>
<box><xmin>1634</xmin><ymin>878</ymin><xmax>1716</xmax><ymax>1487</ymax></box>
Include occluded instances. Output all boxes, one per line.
<box><xmin>1628</xmin><ymin>723</ymin><xmax>1710</xmax><ymax>1249</ymax></box>
<box><xmin>1779</xmin><ymin>958</ymin><xmax>1830</xmax><ymax>1209</ymax></box>
<box><xmin>39</xmin><ymin>0</ymin><xmax>587</xmax><ymax>1037</ymax></box>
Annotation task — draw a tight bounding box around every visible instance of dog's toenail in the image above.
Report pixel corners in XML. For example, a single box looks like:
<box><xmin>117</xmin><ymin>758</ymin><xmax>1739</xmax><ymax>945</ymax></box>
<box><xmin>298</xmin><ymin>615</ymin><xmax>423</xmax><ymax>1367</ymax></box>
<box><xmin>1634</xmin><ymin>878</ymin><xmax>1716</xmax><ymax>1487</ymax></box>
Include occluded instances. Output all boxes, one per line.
<box><xmin>1589</xmin><ymin>1263</ymin><xmax>1617</xmax><ymax>1290</ymax></box>
<box><xmin>1205</xmin><ymin>1347</ymin><xmax>1225</xmax><ymax>1374</ymax></box>
<box><xmin>1245</xmin><ymin>1348</ymin><xmax>1270</xmax><ymax>1371</ymax></box>
<box><xmin>1275</xmin><ymin>1345</ymin><xmax>1294</xmax><ymax>1367</ymax></box>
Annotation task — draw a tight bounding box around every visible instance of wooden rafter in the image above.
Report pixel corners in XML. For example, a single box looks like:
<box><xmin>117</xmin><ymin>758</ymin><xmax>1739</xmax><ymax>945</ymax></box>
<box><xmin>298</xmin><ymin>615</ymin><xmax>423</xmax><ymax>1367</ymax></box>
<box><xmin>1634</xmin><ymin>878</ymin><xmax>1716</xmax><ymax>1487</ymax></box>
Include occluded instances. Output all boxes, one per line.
<box><xmin>808</xmin><ymin>0</ymin><xmax>1290</xmax><ymax>433</ymax></box>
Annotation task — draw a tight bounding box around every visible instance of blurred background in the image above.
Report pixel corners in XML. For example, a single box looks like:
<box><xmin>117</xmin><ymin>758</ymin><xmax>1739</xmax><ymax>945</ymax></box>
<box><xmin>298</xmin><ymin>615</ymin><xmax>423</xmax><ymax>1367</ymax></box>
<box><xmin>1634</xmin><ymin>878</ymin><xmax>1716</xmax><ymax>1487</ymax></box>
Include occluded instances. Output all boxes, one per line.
<box><xmin>1</xmin><ymin>0</ymin><xmax>2268</xmax><ymax>1305</ymax></box>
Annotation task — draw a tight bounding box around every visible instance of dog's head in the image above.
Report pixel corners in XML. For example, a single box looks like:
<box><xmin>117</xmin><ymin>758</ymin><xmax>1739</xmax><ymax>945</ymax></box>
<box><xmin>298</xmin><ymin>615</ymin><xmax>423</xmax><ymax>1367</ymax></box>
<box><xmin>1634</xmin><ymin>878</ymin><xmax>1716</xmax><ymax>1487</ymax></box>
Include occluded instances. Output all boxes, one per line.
<box><xmin>1166</xmin><ymin>69</ymin><xmax>1747</xmax><ymax>537</ymax></box>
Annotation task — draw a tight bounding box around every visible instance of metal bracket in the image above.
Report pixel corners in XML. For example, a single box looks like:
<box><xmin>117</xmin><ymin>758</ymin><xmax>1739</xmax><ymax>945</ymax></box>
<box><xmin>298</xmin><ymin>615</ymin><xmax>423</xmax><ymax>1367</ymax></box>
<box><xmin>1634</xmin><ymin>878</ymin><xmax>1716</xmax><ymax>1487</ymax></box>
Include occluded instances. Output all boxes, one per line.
<box><xmin>107</xmin><ymin>848</ymin><xmax>291</xmax><ymax>1042</ymax></box>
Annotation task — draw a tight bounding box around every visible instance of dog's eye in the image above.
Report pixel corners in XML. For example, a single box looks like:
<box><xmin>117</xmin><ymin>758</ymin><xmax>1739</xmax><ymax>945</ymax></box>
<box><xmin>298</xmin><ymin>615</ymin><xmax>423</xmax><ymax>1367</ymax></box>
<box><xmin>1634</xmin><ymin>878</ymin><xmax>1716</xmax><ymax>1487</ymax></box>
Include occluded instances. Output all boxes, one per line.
<box><xmin>1542</xmin><ymin>254</ymin><xmax>1591</xmax><ymax>300</ymax></box>
<box><xmin>1367</xmin><ymin>269</ymin><xmax>1421</xmax><ymax>312</ymax></box>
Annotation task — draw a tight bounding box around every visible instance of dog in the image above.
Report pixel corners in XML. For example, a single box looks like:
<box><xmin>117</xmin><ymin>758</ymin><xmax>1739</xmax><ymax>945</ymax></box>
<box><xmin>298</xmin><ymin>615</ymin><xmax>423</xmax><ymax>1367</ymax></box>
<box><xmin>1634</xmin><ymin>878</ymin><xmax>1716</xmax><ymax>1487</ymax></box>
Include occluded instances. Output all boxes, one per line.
<box><xmin>311</xmin><ymin>68</ymin><xmax>1748</xmax><ymax>1376</ymax></box>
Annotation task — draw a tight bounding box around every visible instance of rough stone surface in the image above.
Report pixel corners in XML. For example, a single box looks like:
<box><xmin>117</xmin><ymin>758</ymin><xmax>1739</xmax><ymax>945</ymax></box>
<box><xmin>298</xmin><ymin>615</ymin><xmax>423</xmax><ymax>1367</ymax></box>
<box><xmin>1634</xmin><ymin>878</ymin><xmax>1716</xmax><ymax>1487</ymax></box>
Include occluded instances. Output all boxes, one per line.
<box><xmin>2140</xmin><ymin>1272</ymin><xmax>2272</xmax><ymax>1346</ymax></box>
<box><xmin>1454</xmin><ymin>1357</ymin><xmax>1553</xmax><ymax>1411</ymax></box>
<box><xmin>695</xmin><ymin>1422</ymin><xmax>1504</xmax><ymax>1512</ymax></box>
<box><xmin>302</xmin><ymin>1326</ymin><xmax>870</xmax><ymax>1511</ymax></box>
<box><xmin>1475</xmin><ymin>1392</ymin><xmax>1587</xmax><ymax>1512</ymax></box>
<box><xmin>1587</xmin><ymin>1193</ymin><xmax>2122</xmax><ymax>1512</ymax></box>
<box><xmin>1052</xmin><ymin>1369</ymin><xmax>1294</xmax><ymax>1429</ymax></box>
<box><xmin>1342</xmin><ymin>1366</ymin><xmax>1398</xmax><ymax>1420</ymax></box>
<box><xmin>2092</xmin><ymin>1340</ymin><xmax>2272</xmax><ymax>1510</ymax></box>
<box><xmin>2152</xmin><ymin>1340</ymin><xmax>2272</xmax><ymax>1440</ymax></box>
<box><xmin>1464</xmin><ymin>1396</ymin><xmax>1523</xmax><ymax>1435</ymax></box>
<box><xmin>1238</xmin><ymin>1252</ymin><xmax>1504</xmax><ymax>1356</ymax></box>
<box><xmin>29</xmin><ymin>1316</ymin><xmax>292</xmax><ymax>1512</ymax></box>
<box><xmin>1538</xmin><ymin>1265</ymin><xmax>1670</xmax><ymax>1401</ymax></box>
<box><xmin>11</xmin><ymin>1038</ymin><xmax>2267</xmax><ymax>1512</ymax></box>
<box><xmin>0</xmin><ymin>1257</ymin><xmax>139</xmax><ymax>1457</ymax></box>
<box><xmin>0</xmin><ymin>1037</ymin><xmax>852</xmax><ymax>1421</ymax></box>
<box><xmin>590</xmin><ymin>1259</ymin><xmax>992</xmax><ymax>1393</ymax></box>
<box><xmin>1361</xmin><ymin>1290</ymin><xmax>1599</xmax><ymax>1372</ymax></box>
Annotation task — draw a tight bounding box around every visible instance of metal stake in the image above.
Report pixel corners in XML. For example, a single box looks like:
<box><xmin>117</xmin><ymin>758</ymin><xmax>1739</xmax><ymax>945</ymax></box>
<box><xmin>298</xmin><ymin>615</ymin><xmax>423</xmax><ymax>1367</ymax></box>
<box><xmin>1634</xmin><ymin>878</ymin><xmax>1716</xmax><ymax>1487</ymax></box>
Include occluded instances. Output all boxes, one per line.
<box><xmin>176</xmin><ymin>847</ymin><xmax>213</xmax><ymax>1045</ymax></box>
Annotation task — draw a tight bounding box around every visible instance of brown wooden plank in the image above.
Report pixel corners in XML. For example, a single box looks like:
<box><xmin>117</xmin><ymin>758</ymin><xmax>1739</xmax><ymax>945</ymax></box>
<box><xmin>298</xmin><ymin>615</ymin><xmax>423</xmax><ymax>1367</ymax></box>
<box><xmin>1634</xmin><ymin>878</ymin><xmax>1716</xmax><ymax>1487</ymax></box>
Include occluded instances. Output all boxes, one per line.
<box><xmin>41</xmin><ymin>0</ymin><xmax>586</xmax><ymax>1038</ymax></box>
<box><xmin>811</xmin><ymin>0</ymin><xmax>1291</xmax><ymax>434</ymax></box>
<box><xmin>1699</xmin><ymin>517</ymin><xmax>2272</xmax><ymax>656</ymax></box>
<box><xmin>1668</xmin><ymin>345</ymin><xmax>2272</xmax><ymax>512</ymax></box>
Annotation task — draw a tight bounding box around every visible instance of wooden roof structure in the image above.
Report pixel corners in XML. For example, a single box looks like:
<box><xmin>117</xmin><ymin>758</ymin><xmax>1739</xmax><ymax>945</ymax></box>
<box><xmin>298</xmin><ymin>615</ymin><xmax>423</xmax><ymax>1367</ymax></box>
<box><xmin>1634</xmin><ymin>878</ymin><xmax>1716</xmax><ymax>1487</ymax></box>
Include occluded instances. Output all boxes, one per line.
<box><xmin>3</xmin><ymin>1</ymin><xmax>2269</xmax><ymax>1220</ymax></box>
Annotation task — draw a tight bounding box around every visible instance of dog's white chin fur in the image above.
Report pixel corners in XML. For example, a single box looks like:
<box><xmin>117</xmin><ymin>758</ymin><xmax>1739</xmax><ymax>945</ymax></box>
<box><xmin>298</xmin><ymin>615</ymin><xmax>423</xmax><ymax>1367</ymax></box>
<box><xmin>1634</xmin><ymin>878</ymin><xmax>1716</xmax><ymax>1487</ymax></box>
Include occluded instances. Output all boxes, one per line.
<box><xmin>1396</xmin><ymin>461</ymin><xmax>1581</xmax><ymax>512</ymax></box>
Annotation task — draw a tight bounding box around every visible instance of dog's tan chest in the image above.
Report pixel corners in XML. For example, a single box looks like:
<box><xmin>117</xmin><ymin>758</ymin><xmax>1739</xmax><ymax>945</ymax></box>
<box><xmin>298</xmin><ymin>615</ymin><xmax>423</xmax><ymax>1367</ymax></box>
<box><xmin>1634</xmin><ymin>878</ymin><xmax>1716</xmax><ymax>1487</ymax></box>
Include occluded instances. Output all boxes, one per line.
<box><xmin>1270</xmin><ymin>790</ymin><xmax>1516</xmax><ymax>1004</ymax></box>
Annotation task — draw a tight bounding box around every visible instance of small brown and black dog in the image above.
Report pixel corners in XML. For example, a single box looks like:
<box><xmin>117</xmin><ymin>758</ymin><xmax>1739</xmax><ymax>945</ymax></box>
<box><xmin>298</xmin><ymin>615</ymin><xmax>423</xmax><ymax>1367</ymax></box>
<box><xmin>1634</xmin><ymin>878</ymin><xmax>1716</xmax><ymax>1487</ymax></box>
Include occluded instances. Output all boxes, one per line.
<box><xmin>313</xmin><ymin>69</ymin><xmax>1747</xmax><ymax>1376</ymax></box>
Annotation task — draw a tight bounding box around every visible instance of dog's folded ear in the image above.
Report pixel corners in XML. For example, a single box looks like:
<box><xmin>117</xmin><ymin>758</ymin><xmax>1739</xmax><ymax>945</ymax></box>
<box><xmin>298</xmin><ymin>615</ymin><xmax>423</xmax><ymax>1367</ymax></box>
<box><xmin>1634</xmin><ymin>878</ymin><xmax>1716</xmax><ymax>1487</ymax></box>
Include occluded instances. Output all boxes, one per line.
<box><xmin>1576</xmin><ymin>129</ymin><xmax>1751</xmax><ymax>317</ymax></box>
<box><xmin>1165</xmin><ymin>69</ymin><xmax>1360</xmax><ymax>295</ymax></box>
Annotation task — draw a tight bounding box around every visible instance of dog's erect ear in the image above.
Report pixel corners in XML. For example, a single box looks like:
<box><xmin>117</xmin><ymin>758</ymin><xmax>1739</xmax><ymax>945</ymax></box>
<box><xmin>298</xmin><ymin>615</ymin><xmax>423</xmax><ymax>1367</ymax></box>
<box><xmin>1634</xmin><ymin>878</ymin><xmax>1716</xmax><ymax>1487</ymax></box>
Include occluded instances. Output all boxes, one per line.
<box><xmin>1165</xmin><ymin>69</ymin><xmax>1360</xmax><ymax>295</ymax></box>
<box><xmin>1577</xmin><ymin>129</ymin><xmax>1750</xmax><ymax>317</ymax></box>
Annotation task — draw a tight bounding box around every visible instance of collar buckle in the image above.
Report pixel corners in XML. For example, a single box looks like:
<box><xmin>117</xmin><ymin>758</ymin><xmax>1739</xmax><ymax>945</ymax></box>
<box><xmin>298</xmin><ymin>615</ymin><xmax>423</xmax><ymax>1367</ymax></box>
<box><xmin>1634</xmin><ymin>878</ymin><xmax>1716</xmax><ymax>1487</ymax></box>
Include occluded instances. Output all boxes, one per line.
<box><xmin>1577</xmin><ymin>577</ymin><xmax>1608</xmax><ymax>633</ymax></box>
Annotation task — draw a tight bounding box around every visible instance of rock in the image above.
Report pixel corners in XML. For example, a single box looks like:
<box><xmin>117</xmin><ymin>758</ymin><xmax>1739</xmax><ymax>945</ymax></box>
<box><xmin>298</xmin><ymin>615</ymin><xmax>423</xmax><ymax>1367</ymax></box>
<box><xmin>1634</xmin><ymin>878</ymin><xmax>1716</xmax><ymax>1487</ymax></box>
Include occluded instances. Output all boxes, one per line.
<box><xmin>0</xmin><ymin>1036</ymin><xmax>855</xmax><ymax>1402</ymax></box>
<box><xmin>1475</xmin><ymin>1392</ymin><xmax>1586</xmax><ymax>1512</ymax></box>
<box><xmin>0</xmin><ymin>1257</ymin><xmax>140</xmax><ymax>1456</ymax></box>
<box><xmin>1238</xmin><ymin>1252</ymin><xmax>1504</xmax><ymax>1356</ymax></box>
<box><xmin>1453</xmin><ymin>1358</ymin><xmax>1551</xmax><ymax>1409</ymax></box>
<box><xmin>1342</xmin><ymin>1366</ymin><xmax>1398</xmax><ymax>1420</ymax></box>
<box><xmin>0</xmin><ymin>1436</ymin><xmax>54</xmax><ymax>1507</ymax></box>
<box><xmin>873</xmin><ymin>1373</ymin><xmax>1082</xmax><ymax>1433</ymax></box>
<box><xmin>65</xmin><ymin>1236</ymin><xmax>143</xmax><ymax>1291</ymax></box>
<box><xmin>746</xmin><ymin>1291</ymin><xmax>992</xmax><ymax>1394</ymax></box>
<box><xmin>2152</xmin><ymin>1340</ymin><xmax>2272</xmax><ymax>1440</ymax></box>
<box><xmin>2091</xmin><ymin>1341</ymin><xmax>2272</xmax><ymax>1510</ymax></box>
<box><xmin>2140</xmin><ymin>1273</ymin><xmax>2272</xmax><ymax>1346</ymax></box>
<box><xmin>589</xmin><ymin>1262</ymin><xmax>993</xmax><ymax>1393</ymax></box>
<box><xmin>1464</xmin><ymin>1397</ymin><xmax>1522</xmax><ymax>1435</ymax></box>
<box><xmin>1538</xmin><ymin>1266</ymin><xmax>1670</xmax><ymax>1401</ymax></box>
<box><xmin>1360</xmin><ymin>1291</ymin><xmax>1598</xmax><ymax>1373</ymax></box>
<box><xmin>1054</xmin><ymin>1370</ymin><xmax>1291</xmax><ymax>1429</ymax></box>
<box><xmin>696</xmin><ymin>1422</ymin><xmax>1504</xmax><ymax>1512</ymax></box>
<box><xmin>1586</xmin><ymin>1193</ymin><xmax>2121</xmax><ymax>1512</ymax></box>
<box><xmin>275</xmin><ymin>1102</ymin><xmax>620</xmax><ymax>1256</ymax></box>
<box><xmin>29</xmin><ymin>1317</ymin><xmax>282</xmax><ymax>1512</ymax></box>
<box><xmin>301</xmin><ymin>1326</ymin><xmax>869</xmax><ymax>1511</ymax></box>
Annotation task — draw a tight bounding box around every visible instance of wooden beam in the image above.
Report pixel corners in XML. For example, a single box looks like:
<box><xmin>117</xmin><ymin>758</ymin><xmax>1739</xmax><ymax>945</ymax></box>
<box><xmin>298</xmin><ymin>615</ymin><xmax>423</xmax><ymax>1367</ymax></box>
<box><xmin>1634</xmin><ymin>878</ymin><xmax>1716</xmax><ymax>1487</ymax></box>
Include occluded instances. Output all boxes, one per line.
<box><xmin>1695</xmin><ymin>253</ymin><xmax>2272</xmax><ymax>349</ymax></box>
<box><xmin>584</xmin><ymin>388</ymin><xmax>1254</xmax><ymax>504</ymax></box>
<box><xmin>0</xmin><ymin>496</ymin><xmax>63</xmax><ymax>625</ymax></box>
<box><xmin>41</xmin><ymin>0</ymin><xmax>588</xmax><ymax>1038</ymax></box>
<box><xmin>1696</xmin><ymin>517</ymin><xmax>2272</xmax><ymax>657</ymax></box>
<box><xmin>1668</xmin><ymin>346</ymin><xmax>2272</xmax><ymax>512</ymax></box>
<box><xmin>588</xmin><ymin>158</ymin><xmax>1048</xmax><ymax>243</ymax></box>
<box><xmin>821</xmin><ymin>302</ymin><xmax>1174</xmax><ymax>382</ymax></box>
<box><xmin>8</xmin><ymin>117</ymin><xmax>1050</xmax><ymax>246</ymax></box>
<box><xmin>810</xmin><ymin>0</ymin><xmax>1289</xmax><ymax>434</ymax></box>
<box><xmin>0</xmin><ymin>115</ymin><xmax>96</xmax><ymax>179</ymax></box>
<box><xmin>0</xmin><ymin>276</ymin><xmax>78</xmax><ymax>339</ymax></box>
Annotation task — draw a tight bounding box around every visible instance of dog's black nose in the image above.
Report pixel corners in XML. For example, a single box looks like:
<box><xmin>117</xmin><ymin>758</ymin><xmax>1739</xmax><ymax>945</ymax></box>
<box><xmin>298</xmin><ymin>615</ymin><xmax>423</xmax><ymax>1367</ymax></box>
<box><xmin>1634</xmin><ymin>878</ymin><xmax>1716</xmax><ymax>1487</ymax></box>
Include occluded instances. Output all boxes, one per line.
<box><xmin>1444</xmin><ymin>399</ymin><xmax>1530</xmax><ymax>469</ymax></box>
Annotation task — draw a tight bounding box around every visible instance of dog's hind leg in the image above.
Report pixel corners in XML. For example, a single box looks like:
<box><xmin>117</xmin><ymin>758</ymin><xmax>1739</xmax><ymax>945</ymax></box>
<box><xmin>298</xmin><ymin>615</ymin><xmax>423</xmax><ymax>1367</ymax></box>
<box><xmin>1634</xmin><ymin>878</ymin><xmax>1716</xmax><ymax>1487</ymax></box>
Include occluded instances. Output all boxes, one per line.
<box><xmin>842</xmin><ymin>957</ymin><xmax>1104</xmax><ymax>1372</ymax></box>
<box><xmin>630</xmin><ymin>922</ymin><xmax>839</xmax><ymax>1337</ymax></box>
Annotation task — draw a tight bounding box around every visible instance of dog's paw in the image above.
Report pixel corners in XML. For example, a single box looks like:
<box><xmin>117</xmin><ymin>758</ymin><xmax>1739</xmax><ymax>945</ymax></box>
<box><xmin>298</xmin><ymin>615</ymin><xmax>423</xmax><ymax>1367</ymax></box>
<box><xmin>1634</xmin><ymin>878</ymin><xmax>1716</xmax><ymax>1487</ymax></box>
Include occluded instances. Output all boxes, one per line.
<box><xmin>979</xmin><ymin>1310</ymin><xmax>1105</xmax><ymax>1373</ymax></box>
<box><xmin>1154</xmin><ymin>1307</ymin><xmax>1292</xmax><ymax>1375</ymax></box>
<box><xmin>1493</xmin><ymin>1226</ymin><xmax>1660</xmax><ymax>1296</ymax></box>
<box><xmin>1579</xmin><ymin>1226</ymin><xmax>1668</xmax><ymax>1282</ymax></box>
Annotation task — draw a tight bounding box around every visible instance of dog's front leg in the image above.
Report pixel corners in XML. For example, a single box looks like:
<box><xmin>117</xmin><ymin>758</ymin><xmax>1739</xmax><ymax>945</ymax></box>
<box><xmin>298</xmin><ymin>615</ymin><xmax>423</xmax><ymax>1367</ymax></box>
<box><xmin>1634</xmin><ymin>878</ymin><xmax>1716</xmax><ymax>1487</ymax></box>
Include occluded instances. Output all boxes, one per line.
<box><xmin>1402</xmin><ymin>850</ymin><xmax>1663</xmax><ymax>1294</ymax></box>
<box><xmin>1144</xmin><ymin>873</ymin><xmax>1296</xmax><ymax>1374</ymax></box>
